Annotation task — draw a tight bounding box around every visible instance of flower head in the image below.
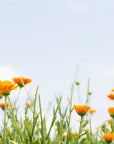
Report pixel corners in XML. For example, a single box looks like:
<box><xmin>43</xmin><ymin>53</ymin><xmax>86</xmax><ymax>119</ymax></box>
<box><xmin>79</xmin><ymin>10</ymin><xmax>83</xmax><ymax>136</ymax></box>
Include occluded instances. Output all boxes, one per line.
<box><xmin>0</xmin><ymin>103</ymin><xmax>10</xmax><ymax>110</ymax></box>
<box><xmin>111</xmin><ymin>89</ymin><xmax>114</xmax><ymax>92</ymax></box>
<box><xmin>103</xmin><ymin>133</ymin><xmax>114</xmax><ymax>143</ymax></box>
<box><xmin>71</xmin><ymin>132</ymin><xmax>78</xmax><ymax>137</ymax></box>
<box><xmin>27</xmin><ymin>103</ymin><xmax>32</xmax><ymax>108</ymax></box>
<box><xmin>0</xmin><ymin>81</ymin><xmax>18</xmax><ymax>96</ymax></box>
<box><xmin>73</xmin><ymin>105</ymin><xmax>91</xmax><ymax>116</ymax></box>
<box><xmin>107</xmin><ymin>119</ymin><xmax>112</xmax><ymax>124</ymax></box>
<box><xmin>107</xmin><ymin>93</ymin><xmax>114</xmax><ymax>100</ymax></box>
<box><xmin>89</xmin><ymin>109</ymin><xmax>96</xmax><ymax>114</ymax></box>
<box><xmin>66</xmin><ymin>115</ymin><xmax>70</xmax><ymax>119</ymax></box>
<box><xmin>62</xmin><ymin>134</ymin><xmax>67</xmax><ymax>140</ymax></box>
<box><xmin>108</xmin><ymin>107</ymin><xmax>114</xmax><ymax>118</ymax></box>
<box><xmin>13</xmin><ymin>77</ymin><xmax>32</xmax><ymax>88</ymax></box>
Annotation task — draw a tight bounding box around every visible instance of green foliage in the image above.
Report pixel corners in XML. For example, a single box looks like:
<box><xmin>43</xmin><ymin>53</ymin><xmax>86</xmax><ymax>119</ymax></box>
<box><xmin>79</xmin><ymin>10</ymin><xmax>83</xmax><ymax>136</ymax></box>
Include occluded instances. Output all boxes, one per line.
<box><xmin>0</xmin><ymin>82</ymin><xmax>113</xmax><ymax>144</ymax></box>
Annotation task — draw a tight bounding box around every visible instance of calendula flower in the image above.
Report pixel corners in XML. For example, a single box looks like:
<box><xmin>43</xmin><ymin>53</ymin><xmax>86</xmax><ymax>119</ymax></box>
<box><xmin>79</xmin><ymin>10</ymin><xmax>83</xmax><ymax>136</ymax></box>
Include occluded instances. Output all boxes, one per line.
<box><xmin>111</xmin><ymin>89</ymin><xmax>114</xmax><ymax>92</ymax></box>
<box><xmin>107</xmin><ymin>93</ymin><xmax>114</xmax><ymax>100</ymax></box>
<box><xmin>0</xmin><ymin>81</ymin><xmax>18</xmax><ymax>96</ymax></box>
<box><xmin>27</xmin><ymin>103</ymin><xmax>32</xmax><ymax>108</ymax></box>
<box><xmin>103</xmin><ymin>133</ymin><xmax>114</xmax><ymax>143</ymax></box>
<box><xmin>73</xmin><ymin>105</ymin><xmax>91</xmax><ymax>116</ymax></box>
<box><xmin>66</xmin><ymin>115</ymin><xmax>70</xmax><ymax>119</ymax></box>
<box><xmin>62</xmin><ymin>134</ymin><xmax>67</xmax><ymax>140</ymax></box>
<box><xmin>89</xmin><ymin>109</ymin><xmax>96</xmax><ymax>114</ymax></box>
<box><xmin>0</xmin><ymin>103</ymin><xmax>10</xmax><ymax>110</ymax></box>
<box><xmin>108</xmin><ymin>107</ymin><xmax>114</xmax><ymax>118</ymax></box>
<box><xmin>107</xmin><ymin>119</ymin><xmax>112</xmax><ymax>124</ymax></box>
<box><xmin>13</xmin><ymin>77</ymin><xmax>32</xmax><ymax>88</ymax></box>
<box><xmin>71</xmin><ymin>132</ymin><xmax>78</xmax><ymax>137</ymax></box>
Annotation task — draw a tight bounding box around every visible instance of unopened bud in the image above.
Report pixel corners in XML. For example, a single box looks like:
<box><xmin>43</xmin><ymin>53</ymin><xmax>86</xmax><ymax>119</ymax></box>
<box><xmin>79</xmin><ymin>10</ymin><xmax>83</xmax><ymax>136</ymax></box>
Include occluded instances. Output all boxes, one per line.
<box><xmin>75</xmin><ymin>81</ymin><xmax>80</xmax><ymax>86</ymax></box>
<box><xmin>88</xmin><ymin>91</ymin><xmax>92</xmax><ymax>95</ymax></box>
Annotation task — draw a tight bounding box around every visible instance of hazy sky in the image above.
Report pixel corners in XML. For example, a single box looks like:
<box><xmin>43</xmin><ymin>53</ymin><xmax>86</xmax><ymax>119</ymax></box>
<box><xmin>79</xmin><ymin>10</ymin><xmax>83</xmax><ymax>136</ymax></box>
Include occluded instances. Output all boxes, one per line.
<box><xmin>0</xmin><ymin>0</ymin><xmax>114</xmax><ymax>127</ymax></box>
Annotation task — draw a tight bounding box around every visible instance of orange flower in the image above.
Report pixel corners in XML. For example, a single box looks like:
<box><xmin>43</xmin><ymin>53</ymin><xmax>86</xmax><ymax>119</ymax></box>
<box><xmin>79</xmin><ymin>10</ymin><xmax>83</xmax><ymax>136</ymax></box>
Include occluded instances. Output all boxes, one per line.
<box><xmin>108</xmin><ymin>107</ymin><xmax>114</xmax><ymax>118</ymax></box>
<box><xmin>66</xmin><ymin>115</ymin><xmax>70</xmax><ymax>118</ymax></box>
<box><xmin>73</xmin><ymin>105</ymin><xmax>91</xmax><ymax>116</ymax></box>
<box><xmin>107</xmin><ymin>93</ymin><xmax>114</xmax><ymax>100</ymax></box>
<box><xmin>13</xmin><ymin>77</ymin><xmax>32</xmax><ymax>88</ymax></box>
<box><xmin>27</xmin><ymin>103</ymin><xmax>32</xmax><ymax>108</ymax></box>
<box><xmin>0</xmin><ymin>81</ymin><xmax>18</xmax><ymax>96</ymax></box>
<box><xmin>111</xmin><ymin>89</ymin><xmax>114</xmax><ymax>92</ymax></box>
<box><xmin>71</xmin><ymin>132</ymin><xmax>78</xmax><ymax>137</ymax></box>
<box><xmin>107</xmin><ymin>119</ymin><xmax>112</xmax><ymax>124</ymax></box>
<box><xmin>89</xmin><ymin>109</ymin><xmax>96</xmax><ymax>114</ymax></box>
<box><xmin>62</xmin><ymin>134</ymin><xmax>67</xmax><ymax>140</ymax></box>
<box><xmin>103</xmin><ymin>133</ymin><xmax>114</xmax><ymax>142</ymax></box>
<box><xmin>0</xmin><ymin>103</ymin><xmax>10</xmax><ymax>110</ymax></box>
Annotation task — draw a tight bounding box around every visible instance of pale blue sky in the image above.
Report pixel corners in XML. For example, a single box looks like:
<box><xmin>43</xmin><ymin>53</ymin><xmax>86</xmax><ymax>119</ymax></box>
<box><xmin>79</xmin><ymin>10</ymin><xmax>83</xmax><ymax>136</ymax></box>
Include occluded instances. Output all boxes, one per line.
<box><xmin>0</xmin><ymin>0</ymin><xmax>114</xmax><ymax>125</ymax></box>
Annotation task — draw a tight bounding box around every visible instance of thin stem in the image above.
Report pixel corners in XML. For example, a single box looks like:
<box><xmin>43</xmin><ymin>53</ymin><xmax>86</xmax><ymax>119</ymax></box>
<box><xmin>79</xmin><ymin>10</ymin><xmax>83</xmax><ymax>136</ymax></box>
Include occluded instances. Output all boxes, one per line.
<box><xmin>78</xmin><ymin>116</ymin><xmax>84</xmax><ymax>144</ymax></box>
<box><xmin>4</xmin><ymin>96</ymin><xmax>7</xmax><ymax>144</ymax></box>
<box><xmin>39</xmin><ymin>94</ymin><xmax>44</xmax><ymax>144</ymax></box>
<box><xmin>31</xmin><ymin>86</ymin><xmax>39</xmax><ymax>142</ymax></box>
<box><xmin>66</xmin><ymin>84</ymin><xmax>74</xmax><ymax>144</ymax></box>
<box><xmin>46</xmin><ymin>96</ymin><xmax>62</xmax><ymax>140</ymax></box>
<box><xmin>86</xmin><ymin>78</ymin><xmax>90</xmax><ymax>105</ymax></box>
<box><xmin>78</xmin><ymin>85</ymin><xmax>81</xmax><ymax>104</ymax></box>
<box><xmin>89</xmin><ymin>118</ymin><xmax>93</xmax><ymax>144</ymax></box>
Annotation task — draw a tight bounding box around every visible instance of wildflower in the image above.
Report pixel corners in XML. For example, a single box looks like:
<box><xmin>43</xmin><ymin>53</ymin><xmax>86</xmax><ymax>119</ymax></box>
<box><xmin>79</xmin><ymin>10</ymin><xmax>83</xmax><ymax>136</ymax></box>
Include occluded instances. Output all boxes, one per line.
<box><xmin>107</xmin><ymin>93</ymin><xmax>114</xmax><ymax>100</ymax></box>
<box><xmin>107</xmin><ymin>119</ymin><xmax>112</xmax><ymax>124</ymax></box>
<box><xmin>13</xmin><ymin>77</ymin><xmax>32</xmax><ymax>88</ymax></box>
<box><xmin>89</xmin><ymin>109</ymin><xmax>96</xmax><ymax>114</ymax></box>
<box><xmin>66</xmin><ymin>115</ymin><xmax>70</xmax><ymax>118</ymax></box>
<box><xmin>27</xmin><ymin>103</ymin><xmax>32</xmax><ymax>108</ymax></box>
<box><xmin>108</xmin><ymin>107</ymin><xmax>114</xmax><ymax>118</ymax></box>
<box><xmin>72</xmin><ymin>132</ymin><xmax>78</xmax><ymax>137</ymax></box>
<box><xmin>73</xmin><ymin>105</ymin><xmax>91</xmax><ymax>116</ymax></box>
<box><xmin>62</xmin><ymin>134</ymin><xmax>67</xmax><ymax>140</ymax></box>
<box><xmin>111</xmin><ymin>89</ymin><xmax>114</xmax><ymax>92</ymax></box>
<box><xmin>103</xmin><ymin>133</ymin><xmax>114</xmax><ymax>143</ymax></box>
<box><xmin>0</xmin><ymin>103</ymin><xmax>10</xmax><ymax>110</ymax></box>
<box><xmin>0</xmin><ymin>81</ymin><xmax>18</xmax><ymax>96</ymax></box>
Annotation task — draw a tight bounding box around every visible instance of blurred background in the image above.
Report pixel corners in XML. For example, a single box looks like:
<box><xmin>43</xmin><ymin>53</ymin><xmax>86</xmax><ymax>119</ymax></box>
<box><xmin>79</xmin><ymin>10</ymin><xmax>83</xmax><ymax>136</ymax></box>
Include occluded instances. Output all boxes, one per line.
<box><xmin>0</xmin><ymin>0</ymin><xmax>114</xmax><ymax>130</ymax></box>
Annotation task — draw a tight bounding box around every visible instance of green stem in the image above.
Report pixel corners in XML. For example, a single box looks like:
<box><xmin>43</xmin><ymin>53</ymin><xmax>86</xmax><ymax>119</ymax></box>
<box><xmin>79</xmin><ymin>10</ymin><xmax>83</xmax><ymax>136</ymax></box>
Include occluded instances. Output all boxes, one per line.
<box><xmin>46</xmin><ymin>96</ymin><xmax>62</xmax><ymax>141</ymax></box>
<box><xmin>39</xmin><ymin>94</ymin><xmax>44</xmax><ymax>144</ymax></box>
<box><xmin>66</xmin><ymin>84</ymin><xmax>74</xmax><ymax>144</ymax></box>
<box><xmin>78</xmin><ymin>116</ymin><xmax>84</xmax><ymax>144</ymax></box>
<box><xmin>78</xmin><ymin>85</ymin><xmax>81</xmax><ymax>104</ymax></box>
<box><xmin>60</xmin><ymin>118</ymin><xmax>63</xmax><ymax>143</ymax></box>
<box><xmin>4</xmin><ymin>96</ymin><xmax>7</xmax><ymax>144</ymax></box>
<box><xmin>31</xmin><ymin>86</ymin><xmax>39</xmax><ymax>143</ymax></box>
<box><xmin>112</xmin><ymin>118</ymin><xmax>114</xmax><ymax>133</ymax></box>
<box><xmin>89</xmin><ymin>118</ymin><xmax>93</xmax><ymax>144</ymax></box>
<box><xmin>86</xmin><ymin>79</ymin><xmax>90</xmax><ymax>105</ymax></box>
